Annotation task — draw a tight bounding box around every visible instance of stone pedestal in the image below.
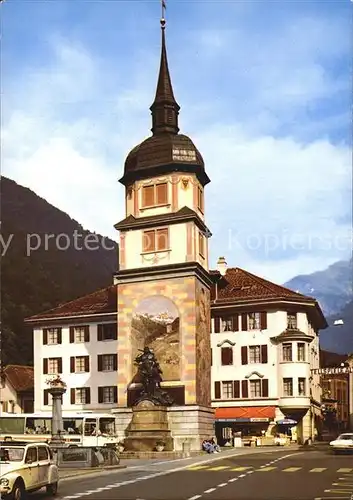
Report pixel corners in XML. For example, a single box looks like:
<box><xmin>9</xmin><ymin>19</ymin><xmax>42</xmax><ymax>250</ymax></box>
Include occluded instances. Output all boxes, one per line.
<box><xmin>124</xmin><ymin>400</ymin><xmax>173</xmax><ymax>452</ymax></box>
<box><xmin>48</xmin><ymin>383</ymin><xmax>66</xmax><ymax>444</ymax></box>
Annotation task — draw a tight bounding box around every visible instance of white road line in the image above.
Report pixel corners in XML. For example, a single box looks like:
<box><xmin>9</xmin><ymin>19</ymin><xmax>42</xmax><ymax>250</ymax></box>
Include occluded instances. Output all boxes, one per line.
<box><xmin>238</xmin><ymin>474</ymin><xmax>246</xmax><ymax>477</ymax></box>
<box><xmin>187</xmin><ymin>496</ymin><xmax>202</xmax><ymax>500</ymax></box>
<box><xmin>218</xmin><ymin>483</ymin><xmax>227</xmax><ymax>487</ymax></box>
<box><xmin>229</xmin><ymin>477</ymin><xmax>238</xmax><ymax>482</ymax></box>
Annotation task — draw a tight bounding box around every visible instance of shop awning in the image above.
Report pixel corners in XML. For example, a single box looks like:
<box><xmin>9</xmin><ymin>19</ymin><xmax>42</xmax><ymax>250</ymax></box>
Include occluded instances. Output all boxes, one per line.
<box><xmin>215</xmin><ymin>406</ymin><xmax>276</xmax><ymax>422</ymax></box>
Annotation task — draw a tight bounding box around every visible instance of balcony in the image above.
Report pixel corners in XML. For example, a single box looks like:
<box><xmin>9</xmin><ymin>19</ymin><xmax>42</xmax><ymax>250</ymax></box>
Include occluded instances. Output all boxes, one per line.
<box><xmin>278</xmin><ymin>396</ymin><xmax>310</xmax><ymax>410</ymax></box>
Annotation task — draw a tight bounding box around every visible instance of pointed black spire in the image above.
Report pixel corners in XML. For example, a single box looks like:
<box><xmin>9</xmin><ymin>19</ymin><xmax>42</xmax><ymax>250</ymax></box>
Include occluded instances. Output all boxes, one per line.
<box><xmin>150</xmin><ymin>17</ymin><xmax>180</xmax><ymax>135</ymax></box>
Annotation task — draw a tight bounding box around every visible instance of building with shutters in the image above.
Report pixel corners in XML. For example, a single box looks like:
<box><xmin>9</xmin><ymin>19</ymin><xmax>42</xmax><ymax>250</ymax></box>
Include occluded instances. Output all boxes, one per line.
<box><xmin>29</xmin><ymin>286</ymin><xmax>119</xmax><ymax>413</ymax></box>
<box><xmin>210</xmin><ymin>258</ymin><xmax>327</xmax><ymax>445</ymax></box>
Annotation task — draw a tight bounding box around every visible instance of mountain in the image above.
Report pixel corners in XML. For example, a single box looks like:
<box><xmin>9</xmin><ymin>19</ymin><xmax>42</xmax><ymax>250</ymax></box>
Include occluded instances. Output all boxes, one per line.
<box><xmin>1</xmin><ymin>176</ymin><xmax>118</xmax><ymax>366</ymax></box>
<box><xmin>319</xmin><ymin>300</ymin><xmax>353</xmax><ymax>355</ymax></box>
<box><xmin>284</xmin><ymin>259</ymin><xmax>353</xmax><ymax>318</ymax></box>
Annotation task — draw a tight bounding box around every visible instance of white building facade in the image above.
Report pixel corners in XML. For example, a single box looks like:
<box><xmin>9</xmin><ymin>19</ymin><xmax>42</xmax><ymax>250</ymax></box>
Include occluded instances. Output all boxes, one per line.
<box><xmin>28</xmin><ymin>287</ymin><xmax>119</xmax><ymax>414</ymax></box>
<box><xmin>210</xmin><ymin>261</ymin><xmax>325</xmax><ymax>445</ymax></box>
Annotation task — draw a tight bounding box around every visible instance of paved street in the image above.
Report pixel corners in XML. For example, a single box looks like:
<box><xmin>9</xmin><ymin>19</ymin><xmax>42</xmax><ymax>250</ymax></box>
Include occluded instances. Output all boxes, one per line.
<box><xmin>30</xmin><ymin>449</ymin><xmax>353</xmax><ymax>500</ymax></box>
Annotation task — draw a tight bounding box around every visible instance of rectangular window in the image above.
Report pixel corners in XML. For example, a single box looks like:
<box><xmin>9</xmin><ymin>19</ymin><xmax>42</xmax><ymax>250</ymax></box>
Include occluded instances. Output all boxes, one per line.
<box><xmin>283</xmin><ymin>378</ymin><xmax>293</xmax><ymax>396</ymax></box>
<box><xmin>221</xmin><ymin>347</ymin><xmax>233</xmax><ymax>366</ymax></box>
<box><xmin>197</xmin><ymin>186</ymin><xmax>204</xmax><ymax>212</ymax></box>
<box><xmin>75</xmin><ymin>327</ymin><xmax>86</xmax><ymax>343</ymax></box>
<box><xmin>297</xmin><ymin>343</ymin><xmax>306</xmax><ymax>362</ymax></box>
<box><xmin>198</xmin><ymin>231</ymin><xmax>205</xmax><ymax>257</ymax></box>
<box><xmin>75</xmin><ymin>357</ymin><xmax>86</xmax><ymax>373</ymax></box>
<box><xmin>102</xmin><ymin>354</ymin><xmax>115</xmax><ymax>371</ymax></box>
<box><xmin>221</xmin><ymin>381</ymin><xmax>233</xmax><ymax>399</ymax></box>
<box><xmin>75</xmin><ymin>388</ymin><xmax>88</xmax><ymax>404</ymax></box>
<box><xmin>249</xmin><ymin>380</ymin><xmax>261</xmax><ymax>398</ymax></box>
<box><xmin>287</xmin><ymin>313</ymin><xmax>297</xmax><ymax>329</ymax></box>
<box><xmin>298</xmin><ymin>378</ymin><xmax>306</xmax><ymax>396</ymax></box>
<box><xmin>142</xmin><ymin>228</ymin><xmax>169</xmax><ymax>252</ymax></box>
<box><xmin>249</xmin><ymin>346</ymin><xmax>261</xmax><ymax>364</ymax></box>
<box><xmin>248</xmin><ymin>312</ymin><xmax>261</xmax><ymax>330</ymax></box>
<box><xmin>282</xmin><ymin>343</ymin><xmax>293</xmax><ymax>362</ymax></box>
<box><xmin>97</xmin><ymin>324</ymin><xmax>117</xmax><ymax>341</ymax></box>
<box><xmin>45</xmin><ymin>328</ymin><xmax>61</xmax><ymax>345</ymax></box>
<box><xmin>48</xmin><ymin>358</ymin><xmax>59</xmax><ymax>374</ymax></box>
<box><xmin>142</xmin><ymin>183</ymin><xmax>168</xmax><ymax>208</ymax></box>
<box><xmin>102</xmin><ymin>387</ymin><xmax>115</xmax><ymax>403</ymax></box>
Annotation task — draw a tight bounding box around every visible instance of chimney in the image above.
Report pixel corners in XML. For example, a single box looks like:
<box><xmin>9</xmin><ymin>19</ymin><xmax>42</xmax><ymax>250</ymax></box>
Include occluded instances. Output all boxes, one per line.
<box><xmin>217</xmin><ymin>256</ymin><xmax>227</xmax><ymax>276</ymax></box>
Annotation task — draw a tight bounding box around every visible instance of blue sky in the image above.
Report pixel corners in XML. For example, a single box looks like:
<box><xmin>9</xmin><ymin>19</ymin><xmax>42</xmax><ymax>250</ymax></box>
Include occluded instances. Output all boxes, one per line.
<box><xmin>2</xmin><ymin>0</ymin><xmax>352</xmax><ymax>283</ymax></box>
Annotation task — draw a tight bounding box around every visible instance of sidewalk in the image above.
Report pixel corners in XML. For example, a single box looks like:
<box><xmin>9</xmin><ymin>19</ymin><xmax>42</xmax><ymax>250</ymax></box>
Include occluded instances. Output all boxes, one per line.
<box><xmin>59</xmin><ymin>444</ymin><xmax>301</xmax><ymax>481</ymax></box>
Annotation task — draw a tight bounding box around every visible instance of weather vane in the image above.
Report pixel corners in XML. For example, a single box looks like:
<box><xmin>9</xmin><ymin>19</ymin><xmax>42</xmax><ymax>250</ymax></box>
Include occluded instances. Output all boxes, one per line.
<box><xmin>161</xmin><ymin>0</ymin><xmax>166</xmax><ymax>24</ymax></box>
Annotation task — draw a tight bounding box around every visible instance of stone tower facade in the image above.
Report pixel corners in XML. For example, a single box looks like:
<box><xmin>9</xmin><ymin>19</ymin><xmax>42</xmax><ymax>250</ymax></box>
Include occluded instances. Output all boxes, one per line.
<box><xmin>114</xmin><ymin>17</ymin><xmax>214</xmax><ymax>446</ymax></box>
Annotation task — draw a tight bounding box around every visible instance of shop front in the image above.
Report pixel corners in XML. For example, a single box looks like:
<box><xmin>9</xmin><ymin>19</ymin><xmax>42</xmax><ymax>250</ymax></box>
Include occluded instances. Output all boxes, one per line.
<box><xmin>215</xmin><ymin>406</ymin><xmax>276</xmax><ymax>445</ymax></box>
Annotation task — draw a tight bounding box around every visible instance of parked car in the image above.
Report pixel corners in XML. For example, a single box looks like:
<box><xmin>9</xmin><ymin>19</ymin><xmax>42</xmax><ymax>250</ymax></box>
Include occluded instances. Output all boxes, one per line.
<box><xmin>329</xmin><ymin>433</ymin><xmax>353</xmax><ymax>453</ymax></box>
<box><xmin>0</xmin><ymin>440</ymin><xmax>59</xmax><ymax>499</ymax></box>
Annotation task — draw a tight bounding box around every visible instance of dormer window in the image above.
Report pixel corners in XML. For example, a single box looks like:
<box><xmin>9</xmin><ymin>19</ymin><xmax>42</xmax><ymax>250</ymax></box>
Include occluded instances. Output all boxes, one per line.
<box><xmin>287</xmin><ymin>313</ymin><xmax>297</xmax><ymax>329</ymax></box>
<box><xmin>142</xmin><ymin>183</ymin><xmax>168</xmax><ymax>208</ymax></box>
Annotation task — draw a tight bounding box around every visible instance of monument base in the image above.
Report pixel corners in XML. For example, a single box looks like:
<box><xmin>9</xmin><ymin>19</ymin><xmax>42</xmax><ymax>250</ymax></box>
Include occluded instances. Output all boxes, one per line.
<box><xmin>123</xmin><ymin>400</ymin><xmax>174</xmax><ymax>452</ymax></box>
<box><xmin>113</xmin><ymin>404</ymin><xmax>214</xmax><ymax>453</ymax></box>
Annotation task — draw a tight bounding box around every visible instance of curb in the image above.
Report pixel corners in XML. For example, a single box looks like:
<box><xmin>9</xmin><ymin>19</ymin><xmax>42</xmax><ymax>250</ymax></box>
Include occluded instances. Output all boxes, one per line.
<box><xmin>60</xmin><ymin>465</ymin><xmax>126</xmax><ymax>479</ymax></box>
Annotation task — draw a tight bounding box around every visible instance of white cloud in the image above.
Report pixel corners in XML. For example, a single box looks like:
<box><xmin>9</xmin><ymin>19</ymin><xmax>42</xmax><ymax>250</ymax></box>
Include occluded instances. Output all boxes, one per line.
<box><xmin>2</xmin><ymin>9</ymin><xmax>351</xmax><ymax>284</ymax></box>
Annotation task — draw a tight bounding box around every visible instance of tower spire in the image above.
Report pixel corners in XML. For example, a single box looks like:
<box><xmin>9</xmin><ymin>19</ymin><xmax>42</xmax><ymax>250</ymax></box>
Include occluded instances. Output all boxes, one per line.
<box><xmin>150</xmin><ymin>5</ymin><xmax>180</xmax><ymax>135</ymax></box>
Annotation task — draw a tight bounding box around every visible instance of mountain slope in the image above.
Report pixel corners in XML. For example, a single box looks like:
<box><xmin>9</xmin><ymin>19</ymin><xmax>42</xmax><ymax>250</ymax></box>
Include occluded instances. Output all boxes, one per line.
<box><xmin>284</xmin><ymin>259</ymin><xmax>353</xmax><ymax>317</ymax></box>
<box><xmin>319</xmin><ymin>300</ymin><xmax>353</xmax><ymax>355</ymax></box>
<box><xmin>1</xmin><ymin>176</ymin><xmax>119</xmax><ymax>366</ymax></box>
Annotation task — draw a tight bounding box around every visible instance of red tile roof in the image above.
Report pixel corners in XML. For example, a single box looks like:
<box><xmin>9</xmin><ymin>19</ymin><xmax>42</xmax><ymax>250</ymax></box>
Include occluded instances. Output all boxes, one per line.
<box><xmin>25</xmin><ymin>285</ymin><xmax>117</xmax><ymax>322</ymax></box>
<box><xmin>24</xmin><ymin>267</ymin><xmax>325</xmax><ymax>325</ymax></box>
<box><xmin>3</xmin><ymin>365</ymin><xmax>34</xmax><ymax>392</ymax></box>
<box><xmin>212</xmin><ymin>267</ymin><xmax>315</xmax><ymax>302</ymax></box>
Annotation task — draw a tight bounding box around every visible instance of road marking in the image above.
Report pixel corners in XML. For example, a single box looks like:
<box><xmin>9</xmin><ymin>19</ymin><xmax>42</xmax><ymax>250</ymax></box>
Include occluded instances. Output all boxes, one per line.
<box><xmin>188</xmin><ymin>465</ymin><xmax>209</xmax><ymax>470</ymax></box>
<box><xmin>333</xmin><ymin>483</ymin><xmax>353</xmax><ymax>486</ymax></box>
<box><xmin>310</xmin><ymin>468</ymin><xmax>327</xmax><ymax>472</ymax></box>
<box><xmin>324</xmin><ymin>490</ymin><xmax>353</xmax><ymax>493</ymax></box>
<box><xmin>283</xmin><ymin>467</ymin><xmax>301</xmax><ymax>472</ymax></box>
<box><xmin>231</xmin><ymin>466</ymin><xmax>252</xmax><ymax>471</ymax></box>
<box><xmin>208</xmin><ymin>465</ymin><xmax>230</xmax><ymax>470</ymax></box>
<box><xmin>188</xmin><ymin>496</ymin><xmax>202</xmax><ymax>500</ymax></box>
<box><xmin>256</xmin><ymin>466</ymin><xmax>277</xmax><ymax>471</ymax></box>
<box><xmin>315</xmin><ymin>497</ymin><xmax>351</xmax><ymax>500</ymax></box>
<box><xmin>338</xmin><ymin>469</ymin><xmax>353</xmax><ymax>473</ymax></box>
<box><xmin>218</xmin><ymin>483</ymin><xmax>228</xmax><ymax>487</ymax></box>
<box><xmin>228</xmin><ymin>477</ymin><xmax>238</xmax><ymax>482</ymax></box>
<box><xmin>204</xmin><ymin>488</ymin><xmax>216</xmax><ymax>494</ymax></box>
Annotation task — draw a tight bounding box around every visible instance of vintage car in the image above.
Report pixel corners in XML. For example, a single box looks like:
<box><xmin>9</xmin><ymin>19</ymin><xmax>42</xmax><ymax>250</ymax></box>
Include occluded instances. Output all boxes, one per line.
<box><xmin>329</xmin><ymin>433</ymin><xmax>353</xmax><ymax>453</ymax></box>
<box><xmin>0</xmin><ymin>440</ymin><xmax>59</xmax><ymax>499</ymax></box>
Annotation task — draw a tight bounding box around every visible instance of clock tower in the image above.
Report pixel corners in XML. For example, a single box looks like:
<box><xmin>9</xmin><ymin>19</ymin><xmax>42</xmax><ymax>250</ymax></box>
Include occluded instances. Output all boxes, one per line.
<box><xmin>114</xmin><ymin>15</ymin><xmax>214</xmax><ymax>447</ymax></box>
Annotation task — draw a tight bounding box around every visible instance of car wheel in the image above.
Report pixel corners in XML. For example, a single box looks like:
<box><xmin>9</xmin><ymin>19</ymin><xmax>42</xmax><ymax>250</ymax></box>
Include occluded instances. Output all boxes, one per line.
<box><xmin>11</xmin><ymin>479</ymin><xmax>26</xmax><ymax>500</ymax></box>
<box><xmin>46</xmin><ymin>482</ymin><xmax>58</xmax><ymax>496</ymax></box>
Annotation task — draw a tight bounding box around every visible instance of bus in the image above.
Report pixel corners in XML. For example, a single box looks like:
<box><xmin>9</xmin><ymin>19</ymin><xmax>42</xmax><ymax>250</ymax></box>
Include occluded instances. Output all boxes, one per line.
<box><xmin>0</xmin><ymin>412</ymin><xmax>119</xmax><ymax>447</ymax></box>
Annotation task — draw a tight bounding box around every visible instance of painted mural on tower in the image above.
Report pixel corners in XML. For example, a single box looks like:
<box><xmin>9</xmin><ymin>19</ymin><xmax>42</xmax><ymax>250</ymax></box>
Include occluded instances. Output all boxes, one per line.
<box><xmin>131</xmin><ymin>295</ymin><xmax>180</xmax><ymax>381</ymax></box>
<box><xmin>195</xmin><ymin>282</ymin><xmax>211</xmax><ymax>407</ymax></box>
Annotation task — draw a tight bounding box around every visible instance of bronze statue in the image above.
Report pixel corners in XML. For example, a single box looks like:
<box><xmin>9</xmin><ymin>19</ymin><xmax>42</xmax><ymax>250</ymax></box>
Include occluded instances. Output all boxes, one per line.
<box><xmin>133</xmin><ymin>347</ymin><xmax>173</xmax><ymax>406</ymax></box>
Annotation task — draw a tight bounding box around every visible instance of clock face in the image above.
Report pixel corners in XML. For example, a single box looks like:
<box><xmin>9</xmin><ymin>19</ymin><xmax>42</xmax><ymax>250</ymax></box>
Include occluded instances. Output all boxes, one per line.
<box><xmin>172</xmin><ymin>148</ymin><xmax>197</xmax><ymax>162</ymax></box>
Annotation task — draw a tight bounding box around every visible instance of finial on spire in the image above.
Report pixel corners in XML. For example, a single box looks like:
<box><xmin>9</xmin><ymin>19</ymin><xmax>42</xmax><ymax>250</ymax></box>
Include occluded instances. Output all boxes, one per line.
<box><xmin>161</xmin><ymin>0</ymin><xmax>166</xmax><ymax>26</ymax></box>
<box><xmin>150</xmin><ymin>0</ymin><xmax>180</xmax><ymax>135</ymax></box>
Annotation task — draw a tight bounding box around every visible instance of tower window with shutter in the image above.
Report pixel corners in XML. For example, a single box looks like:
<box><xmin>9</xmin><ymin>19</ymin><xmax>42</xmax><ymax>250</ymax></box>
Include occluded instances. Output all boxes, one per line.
<box><xmin>142</xmin><ymin>183</ymin><xmax>168</xmax><ymax>208</ymax></box>
<box><xmin>197</xmin><ymin>186</ymin><xmax>204</xmax><ymax>212</ymax></box>
<box><xmin>142</xmin><ymin>228</ymin><xmax>169</xmax><ymax>253</ymax></box>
